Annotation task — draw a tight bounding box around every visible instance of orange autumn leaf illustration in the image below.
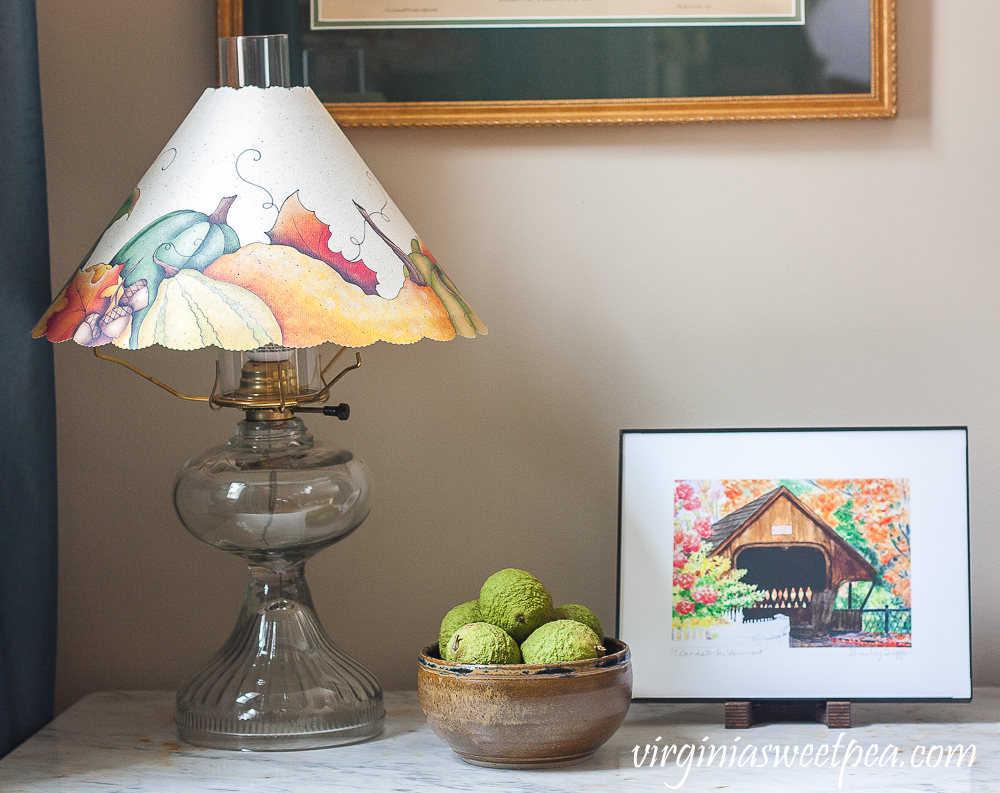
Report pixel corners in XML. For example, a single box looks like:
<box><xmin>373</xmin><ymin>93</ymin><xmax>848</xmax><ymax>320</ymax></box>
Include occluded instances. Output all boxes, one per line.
<box><xmin>266</xmin><ymin>191</ymin><xmax>380</xmax><ymax>295</ymax></box>
<box><xmin>33</xmin><ymin>262</ymin><xmax>123</xmax><ymax>342</ymax></box>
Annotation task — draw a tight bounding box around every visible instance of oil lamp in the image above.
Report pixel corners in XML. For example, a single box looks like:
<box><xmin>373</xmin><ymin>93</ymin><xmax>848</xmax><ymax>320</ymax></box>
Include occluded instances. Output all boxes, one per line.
<box><xmin>34</xmin><ymin>34</ymin><xmax>486</xmax><ymax>750</ymax></box>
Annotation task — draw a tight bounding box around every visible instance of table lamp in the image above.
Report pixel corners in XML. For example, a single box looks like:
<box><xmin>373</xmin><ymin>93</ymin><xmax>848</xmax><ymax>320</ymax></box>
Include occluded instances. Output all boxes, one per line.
<box><xmin>34</xmin><ymin>34</ymin><xmax>486</xmax><ymax>751</ymax></box>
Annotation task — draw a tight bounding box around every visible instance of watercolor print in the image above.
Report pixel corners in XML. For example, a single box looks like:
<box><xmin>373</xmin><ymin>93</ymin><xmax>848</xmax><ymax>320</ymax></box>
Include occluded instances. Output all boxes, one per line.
<box><xmin>672</xmin><ymin>480</ymin><xmax>911</xmax><ymax>649</ymax></box>
<box><xmin>33</xmin><ymin>187</ymin><xmax>486</xmax><ymax>351</ymax></box>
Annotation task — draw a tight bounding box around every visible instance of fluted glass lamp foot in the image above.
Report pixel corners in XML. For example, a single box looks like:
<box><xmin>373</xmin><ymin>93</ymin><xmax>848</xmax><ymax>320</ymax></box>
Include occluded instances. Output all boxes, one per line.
<box><xmin>175</xmin><ymin>561</ymin><xmax>384</xmax><ymax>751</ymax></box>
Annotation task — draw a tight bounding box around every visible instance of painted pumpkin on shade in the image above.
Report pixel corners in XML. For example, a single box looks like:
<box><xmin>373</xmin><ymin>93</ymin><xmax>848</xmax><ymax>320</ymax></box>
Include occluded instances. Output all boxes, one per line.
<box><xmin>204</xmin><ymin>243</ymin><xmax>457</xmax><ymax>348</ymax></box>
<box><xmin>114</xmin><ymin>196</ymin><xmax>242</xmax><ymax>348</ymax></box>
<box><xmin>135</xmin><ymin>268</ymin><xmax>281</xmax><ymax>350</ymax></box>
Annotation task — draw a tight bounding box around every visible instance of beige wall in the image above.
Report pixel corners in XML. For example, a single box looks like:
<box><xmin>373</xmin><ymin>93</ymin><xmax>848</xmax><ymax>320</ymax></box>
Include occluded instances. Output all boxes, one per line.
<box><xmin>36</xmin><ymin>0</ymin><xmax>997</xmax><ymax>713</ymax></box>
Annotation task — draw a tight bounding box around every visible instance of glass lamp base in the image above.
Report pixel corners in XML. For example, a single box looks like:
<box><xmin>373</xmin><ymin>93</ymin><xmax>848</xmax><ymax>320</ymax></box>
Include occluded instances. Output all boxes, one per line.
<box><xmin>175</xmin><ymin>564</ymin><xmax>384</xmax><ymax>751</ymax></box>
<box><xmin>172</xmin><ymin>416</ymin><xmax>384</xmax><ymax>751</ymax></box>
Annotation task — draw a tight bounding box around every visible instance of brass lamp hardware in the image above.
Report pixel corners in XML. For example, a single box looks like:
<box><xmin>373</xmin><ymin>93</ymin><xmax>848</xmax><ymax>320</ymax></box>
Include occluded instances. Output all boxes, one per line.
<box><xmin>319</xmin><ymin>342</ymin><xmax>348</xmax><ymax>380</ymax></box>
<box><xmin>93</xmin><ymin>347</ymin><xmax>214</xmax><ymax>403</ymax></box>
<box><xmin>93</xmin><ymin>345</ymin><xmax>362</xmax><ymax>414</ymax></box>
<box><xmin>314</xmin><ymin>351</ymin><xmax>362</xmax><ymax>401</ymax></box>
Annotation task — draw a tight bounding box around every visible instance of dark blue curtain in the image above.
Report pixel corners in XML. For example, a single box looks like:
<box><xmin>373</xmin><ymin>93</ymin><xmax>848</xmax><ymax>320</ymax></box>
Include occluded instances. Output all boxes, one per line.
<box><xmin>0</xmin><ymin>0</ymin><xmax>59</xmax><ymax>758</ymax></box>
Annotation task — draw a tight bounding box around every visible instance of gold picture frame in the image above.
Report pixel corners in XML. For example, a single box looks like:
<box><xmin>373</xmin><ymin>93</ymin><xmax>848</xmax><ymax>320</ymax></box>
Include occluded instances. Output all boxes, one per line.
<box><xmin>217</xmin><ymin>0</ymin><xmax>896</xmax><ymax>127</ymax></box>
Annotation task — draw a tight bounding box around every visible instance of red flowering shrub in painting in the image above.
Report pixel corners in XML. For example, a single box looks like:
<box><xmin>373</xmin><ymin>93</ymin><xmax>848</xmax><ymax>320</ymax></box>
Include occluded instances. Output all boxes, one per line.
<box><xmin>691</xmin><ymin>586</ymin><xmax>718</xmax><ymax>605</ymax></box>
<box><xmin>681</xmin><ymin>533</ymin><xmax>702</xmax><ymax>554</ymax></box>
<box><xmin>672</xmin><ymin>481</ymin><xmax>760</xmax><ymax>627</ymax></box>
<box><xmin>675</xmin><ymin>599</ymin><xmax>696</xmax><ymax>616</ymax></box>
<box><xmin>675</xmin><ymin>483</ymin><xmax>694</xmax><ymax>502</ymax></box>
<box><xmin>673</xmin><ymin>572</ymin><xmax>696</xmax><ymax>590</ymax></box>
<box><xmin>672</xmin><ymin>552</ymin><xmax>758</xmax><ymax>627</ymax></box>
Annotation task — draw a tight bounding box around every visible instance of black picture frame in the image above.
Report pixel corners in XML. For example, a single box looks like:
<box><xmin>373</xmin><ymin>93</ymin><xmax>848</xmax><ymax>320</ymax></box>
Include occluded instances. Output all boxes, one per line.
<box><xmin>616</xmin><ymin>427</ymin><xmax>972</xmax><ymax>702</ymax></box>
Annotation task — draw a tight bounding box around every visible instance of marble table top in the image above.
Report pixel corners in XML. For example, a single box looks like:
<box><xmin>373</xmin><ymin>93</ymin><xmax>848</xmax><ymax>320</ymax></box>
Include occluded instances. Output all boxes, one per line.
<box><xmin>1</xmin><ymin>690</ymin><xmax>996</xmax><ymax>792</ymax></box>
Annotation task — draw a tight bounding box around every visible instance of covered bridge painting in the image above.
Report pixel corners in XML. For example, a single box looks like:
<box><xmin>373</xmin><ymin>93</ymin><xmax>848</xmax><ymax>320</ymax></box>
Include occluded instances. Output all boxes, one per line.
<box><xmin>672</xmin><ymin>479</ymin><xmax>911</xmax><ymax>648</ymax></box>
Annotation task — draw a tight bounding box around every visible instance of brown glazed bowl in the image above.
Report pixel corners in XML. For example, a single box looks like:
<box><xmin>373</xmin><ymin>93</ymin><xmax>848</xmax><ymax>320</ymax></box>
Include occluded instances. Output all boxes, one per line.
<box><xmin>417</xmin><ymin>638</ymin><xmax>632</xmax><ymax>769</ymax></box>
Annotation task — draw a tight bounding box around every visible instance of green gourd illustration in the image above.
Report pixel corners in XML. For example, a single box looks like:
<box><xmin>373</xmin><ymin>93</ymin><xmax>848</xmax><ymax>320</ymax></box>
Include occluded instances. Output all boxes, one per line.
<box><xmin>115</xmin><ymin>196</ymin><xmax>240</xmax><ymax>348</ymax></box>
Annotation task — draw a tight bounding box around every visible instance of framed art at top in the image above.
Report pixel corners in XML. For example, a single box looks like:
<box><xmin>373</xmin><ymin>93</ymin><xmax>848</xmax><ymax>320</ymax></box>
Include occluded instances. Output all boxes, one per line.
<box><xmin>617</xmin><ymin>428</ymin><xmax>971</xmax><ymax>701</ymax></box>
<box><xmin>217</xmin><ymin>0</ymin><xmax>896</xmax><ymax>126</ymax></box>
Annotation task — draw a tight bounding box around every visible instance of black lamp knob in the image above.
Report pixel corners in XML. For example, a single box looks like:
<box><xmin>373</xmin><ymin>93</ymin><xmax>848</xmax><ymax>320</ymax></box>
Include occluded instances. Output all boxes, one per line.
<box><xmin>323</xmin><ymin>403</ymin><xmax>350</xmax><ymax>420</ymax></box>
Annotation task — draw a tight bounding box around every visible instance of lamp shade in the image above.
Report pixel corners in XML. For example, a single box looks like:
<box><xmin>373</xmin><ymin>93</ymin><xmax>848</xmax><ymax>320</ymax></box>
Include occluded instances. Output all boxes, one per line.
<box><xmin>34</xmin><ymin>87</ymin><xmax>486</xmax><ymax>350</ymax></box>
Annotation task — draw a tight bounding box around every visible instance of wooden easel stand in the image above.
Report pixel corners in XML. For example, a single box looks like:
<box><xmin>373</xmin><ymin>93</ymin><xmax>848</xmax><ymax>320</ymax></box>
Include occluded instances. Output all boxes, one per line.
<box><xmin>725</xmin><ymin>700</ymin><xmax>851</xmax><ymax>729</ymax></box>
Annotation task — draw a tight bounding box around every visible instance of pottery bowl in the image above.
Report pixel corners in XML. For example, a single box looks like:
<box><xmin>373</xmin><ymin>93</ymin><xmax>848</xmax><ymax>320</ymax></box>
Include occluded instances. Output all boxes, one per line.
<box><xmin>417</xmin><ymin>638</ymin><xmax>632</xmax><ymax>769</ymax></box>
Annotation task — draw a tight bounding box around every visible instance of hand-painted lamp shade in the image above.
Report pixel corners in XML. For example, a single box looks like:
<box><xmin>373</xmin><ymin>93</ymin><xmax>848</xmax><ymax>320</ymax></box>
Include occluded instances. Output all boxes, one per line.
<box><xmin>33</xmin><ymin>87</ymin><xmax>486</xmax><ymax>350</ymax></box>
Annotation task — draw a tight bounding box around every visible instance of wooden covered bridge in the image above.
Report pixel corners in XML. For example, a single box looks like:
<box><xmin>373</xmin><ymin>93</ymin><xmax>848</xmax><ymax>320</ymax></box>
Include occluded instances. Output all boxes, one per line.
<box><xmin>709</xmin><ymin>486</ymin><xmax>878</xmax><ymax>632</ymax></box>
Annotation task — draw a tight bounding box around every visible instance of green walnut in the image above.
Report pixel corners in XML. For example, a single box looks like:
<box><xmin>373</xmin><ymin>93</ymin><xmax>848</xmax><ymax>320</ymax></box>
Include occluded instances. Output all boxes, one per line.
<box><xmin>479</xmin><ymin>568</ymin><xmax>553</xmax><ymax>644</ymax></box>
<box><xmin>438</xmin><ymin>600</ymin><xmax>481</xmax><ymax>657</ymax></box>
<box><xmin>444</xmin><ymin>622</ymin><xmax>522</xmax><ymax>664</ymax></box>
<box><xmin>552</xmin><ymin>604</ymin><xmax>604</xmax><ymax>641</ymax></box>
<box><xmin>520</xmin><ymin>620</ymin><xmax>605</xmax><ymax>664</ymax></box>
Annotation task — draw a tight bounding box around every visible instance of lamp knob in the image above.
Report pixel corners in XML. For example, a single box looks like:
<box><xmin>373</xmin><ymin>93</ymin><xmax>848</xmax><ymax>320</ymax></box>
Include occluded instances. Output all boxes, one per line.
<box><xmin>324</xmin><ymin>403</ymin><xmax>350</xmax><ymax>420</ymax></box>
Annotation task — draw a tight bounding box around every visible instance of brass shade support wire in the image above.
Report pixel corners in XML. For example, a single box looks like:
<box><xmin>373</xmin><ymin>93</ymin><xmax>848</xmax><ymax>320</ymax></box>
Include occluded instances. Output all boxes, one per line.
<box><xmin>93</xmin><ymin>347</ymin><xmax>215</xmax><ymax>403</ymax></box>
<box><xmin>319</xmin><ymin>345</ymin><xmax>348</xmax><ymax>381</ymax></box>
<box><xmin>208</xmin><ymin>366</ymin><xmax>224</xmax><ymax>410</ymax></box>
<box><xmin>93</xmin><ymin>345</ymin><xmax>362</xmax><ymax>410</ymax></box>
<box><xmin>314</xmin><ymin>350</ymin><xmax>362</xmax><ymax>403</ymax></box>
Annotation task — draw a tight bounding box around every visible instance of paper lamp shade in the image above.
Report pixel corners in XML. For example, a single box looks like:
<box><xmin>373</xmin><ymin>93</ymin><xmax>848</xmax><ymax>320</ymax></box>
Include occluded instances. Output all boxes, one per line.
<box><xmin>34</xmin><ymin>87</ymin><xmax>486</xmax><ymax>350</ymax></box>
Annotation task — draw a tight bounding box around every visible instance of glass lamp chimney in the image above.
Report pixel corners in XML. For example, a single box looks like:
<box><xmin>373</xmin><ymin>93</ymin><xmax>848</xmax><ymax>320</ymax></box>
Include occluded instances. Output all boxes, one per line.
<box><xmin>219</xmin><ymin>35</ymin><xmax>291</xmax><ymax>88</ymax></box>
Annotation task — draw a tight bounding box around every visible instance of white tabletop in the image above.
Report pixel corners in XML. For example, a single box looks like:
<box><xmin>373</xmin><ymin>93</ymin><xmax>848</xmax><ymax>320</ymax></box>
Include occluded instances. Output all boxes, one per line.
<box><xmin>0</xmin><ymin>690</ymin><xmax>996</xmax><ymax>792</ymax></box>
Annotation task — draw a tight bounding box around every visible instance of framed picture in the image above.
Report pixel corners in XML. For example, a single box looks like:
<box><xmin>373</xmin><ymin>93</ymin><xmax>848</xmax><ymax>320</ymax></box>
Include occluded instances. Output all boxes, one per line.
<box><xmin>217</xmin><ymin>0</ymin><xmax>896</xmax><ymax>126</ymax></box>
<box><xmin>616</xmin><ymin>427</ymin><xmax>971</xmax><ymax>701</ymax></box>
